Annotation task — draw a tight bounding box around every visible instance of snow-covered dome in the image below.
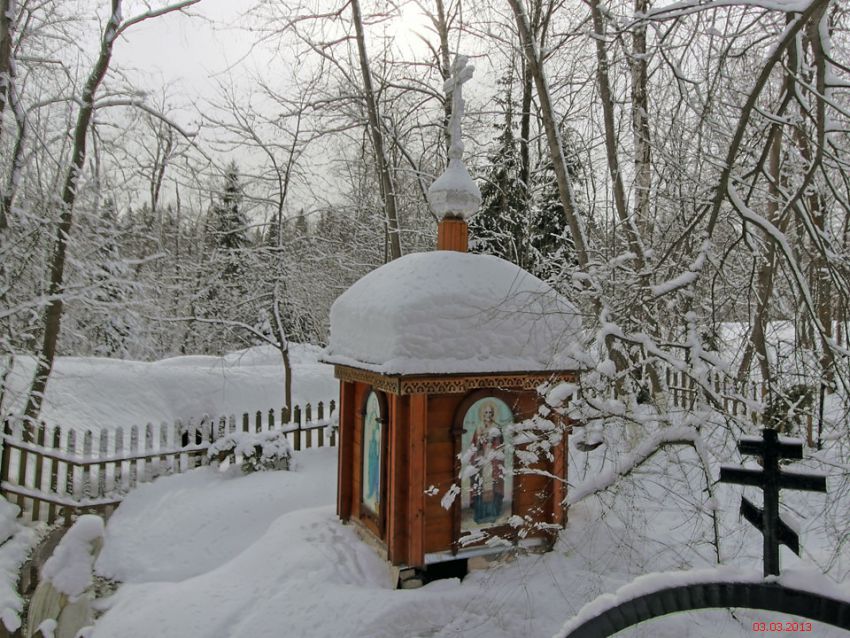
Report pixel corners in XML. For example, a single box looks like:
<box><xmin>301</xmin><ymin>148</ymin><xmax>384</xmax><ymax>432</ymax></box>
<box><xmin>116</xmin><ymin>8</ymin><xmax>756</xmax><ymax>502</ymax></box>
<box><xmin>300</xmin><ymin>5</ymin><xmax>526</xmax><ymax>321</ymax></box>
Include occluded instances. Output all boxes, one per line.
<box><xmin>322</xmin><ymin>251</ymin><xmax>584</xmax><ymax>375</ymax></box>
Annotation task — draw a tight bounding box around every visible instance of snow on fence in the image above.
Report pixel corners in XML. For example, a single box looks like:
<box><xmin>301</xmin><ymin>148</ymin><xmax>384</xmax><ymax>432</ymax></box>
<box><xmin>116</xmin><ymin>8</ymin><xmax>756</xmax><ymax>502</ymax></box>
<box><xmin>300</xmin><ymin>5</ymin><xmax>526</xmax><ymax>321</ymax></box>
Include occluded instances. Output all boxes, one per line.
<box><xmin>0</xmin><ymin>400</ymin><xmax>337</xmax><ymax>525</ymax></box>
<box><xmin>664</xmin><ymin>368</ymin><xmax>765</xmax><ymax>414</ymax></box>
<box><xmin>663</xmin><ymin>369</ymin><xmax>816</xmax><ymax>439</ymax></box>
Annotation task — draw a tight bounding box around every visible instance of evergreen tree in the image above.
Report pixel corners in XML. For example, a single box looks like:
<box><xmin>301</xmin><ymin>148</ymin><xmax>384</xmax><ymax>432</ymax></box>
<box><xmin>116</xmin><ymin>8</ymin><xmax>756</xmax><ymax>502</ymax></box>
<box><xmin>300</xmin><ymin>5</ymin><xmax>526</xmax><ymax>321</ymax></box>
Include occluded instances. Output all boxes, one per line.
<box><xmin>206</xmin><ymin>162</ymin><xmax>249</xmax><ymax>254</ymax></box>
<box><xmin>469</xmin><ymin>78</ymin><xmax>529</xmax><ymax>266</ymax></box>
<box><xmin>264</xmin><ymin>215</ymin><xmax>281</xmax><ymax>248</ymax></box>
<box><xmin>90</xmin><ymin>199</ymin><xmax>135</xmax><ymax>356</ymax></box>
<box><xmin>294</xmin><ymin>208</ymin><xmax>309</xmax><ymax>238</ymax></box>
<box><xmin>471</xmin><ymin>92</ymin><xmax>582</xmax><ymax>285</ymax></box>
<box><xmin>190</xmin><ymin>162</ymin><xmax>253</xmax><ymax>351</ymax></box>
<box><xmin>526</xmin><ymin>155</ymin><xmax>575</xmax><ymax>281</ymax></box>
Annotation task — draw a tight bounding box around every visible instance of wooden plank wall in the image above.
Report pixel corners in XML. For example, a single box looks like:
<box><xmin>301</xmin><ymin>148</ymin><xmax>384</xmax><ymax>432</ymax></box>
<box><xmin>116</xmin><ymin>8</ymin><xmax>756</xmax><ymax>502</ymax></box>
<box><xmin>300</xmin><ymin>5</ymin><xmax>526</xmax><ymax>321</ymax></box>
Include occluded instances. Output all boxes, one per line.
<box><xmin>337</xmin><ymin>382</ymin><xmax>355</xmax><ymax>521</ymax></box>
<box><xmin>406</xmin><ymin>394</ymin><xmax>427</xmax><ymax>567</ymax></box>
<box><xmin>387</xmin><ymin>394</ymin><xmax>408</xmax><ymax>564</ymax></box>
<box><xmin>424</xmin><ymin>394</ymin><xmax>456</xmax><ymax>554</ymax></box>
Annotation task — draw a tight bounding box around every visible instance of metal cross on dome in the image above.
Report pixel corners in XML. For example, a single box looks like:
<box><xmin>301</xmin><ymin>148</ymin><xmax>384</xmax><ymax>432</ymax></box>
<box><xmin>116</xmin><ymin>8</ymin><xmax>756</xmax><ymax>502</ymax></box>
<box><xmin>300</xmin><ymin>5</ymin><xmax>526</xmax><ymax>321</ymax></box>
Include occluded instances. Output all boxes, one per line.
<box><xmin>445</xmin><ymin>55</ymin><xmax>474</xmax><ymax>162</ymax></box>
<box><xmin>427</xmin><ymin>53</ymin><xmax>481</xmax><ymax>220</ymax></box>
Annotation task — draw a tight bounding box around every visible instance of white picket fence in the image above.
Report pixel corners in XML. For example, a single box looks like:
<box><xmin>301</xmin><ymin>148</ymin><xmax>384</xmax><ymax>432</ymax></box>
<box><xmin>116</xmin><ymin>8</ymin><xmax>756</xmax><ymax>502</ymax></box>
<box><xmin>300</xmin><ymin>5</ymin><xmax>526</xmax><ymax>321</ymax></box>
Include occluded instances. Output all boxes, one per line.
<box><xmin>0</xmin><ymin>400</ymin><xmax>337</xmax><ymax>524</ymax></box>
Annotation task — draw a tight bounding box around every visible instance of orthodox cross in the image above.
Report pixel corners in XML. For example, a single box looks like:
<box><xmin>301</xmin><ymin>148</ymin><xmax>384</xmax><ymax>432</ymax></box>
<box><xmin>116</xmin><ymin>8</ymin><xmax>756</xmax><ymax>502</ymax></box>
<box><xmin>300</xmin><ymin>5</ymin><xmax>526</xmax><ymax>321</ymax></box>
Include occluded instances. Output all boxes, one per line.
<box><xmin>444</xmin><ymin>55</ymin><xmax>474</xmax><ymax>161</ymax></box>
<box><xmin>719</xmin><ymin>429</ymin><xmax>827</xmax><ymax>576</ymax></box>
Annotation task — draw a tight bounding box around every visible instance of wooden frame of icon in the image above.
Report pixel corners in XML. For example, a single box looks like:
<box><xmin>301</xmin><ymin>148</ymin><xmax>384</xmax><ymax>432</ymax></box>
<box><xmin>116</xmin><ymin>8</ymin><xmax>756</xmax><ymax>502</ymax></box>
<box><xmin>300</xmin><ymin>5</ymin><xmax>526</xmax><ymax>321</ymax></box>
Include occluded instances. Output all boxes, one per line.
<box><xmin>451</xmin><ymin>389</ymin><xmax>519</xmax><ymax>549</ymax></box>
<box><xmin>359</xmin><ymin>389</ymin><xmax>388</xmax><ymax>538</ymax></box>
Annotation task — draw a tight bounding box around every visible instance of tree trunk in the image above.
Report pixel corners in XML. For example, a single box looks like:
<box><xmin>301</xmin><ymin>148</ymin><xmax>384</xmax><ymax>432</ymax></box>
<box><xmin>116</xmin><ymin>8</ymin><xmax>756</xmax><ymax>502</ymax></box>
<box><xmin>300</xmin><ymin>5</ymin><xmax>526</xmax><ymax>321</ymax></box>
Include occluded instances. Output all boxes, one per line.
<box><xmin>631</xmin><ymin>0</ymin><xmax>652</xmax><ymax>240</ymax></box>
<box><xmin>350</xmin><ymin>0</ymin><xmax>402</xmax><ymax>261</ymax></box>
<box><xmin>589</xmin><ymin>0</ymin><xmax>663</xmax><ymax>393</ymax></box>
<box><xmin>0</xmin><ymin>0</ymin><xmax>13</xmax><ymax>142</ymax></box>
<box><xmin>588</xmin><ymin>0</ymin><xmax>647</xmax><ymax>269</ymax></box>
<box><xmin>506</xmin><ymin>0</ymin><xmax>589</xmax><ymax>269</ymax></box>
<box><xmin>0</xmin><ymin>0</ymin><xmax>15</xmax><ymax>230</ymax></box>
<box><xmin>434</xmin><ymin>0</ymin><xmax>451</xmax><ymax>144</ymax></box>
<box><xmin>518</xmin><ymin>0</ymin><xmax>544</xmax><ymax>190</ymax></box>
<box><xmin>21</xmin><ymin>0</ymin><xmax>123</xmax><ymax>436</ymax></box>
<box><xmin>737</xmin><ymin>119</ymin><xmax>786</xmax><ymax>384</ymax></box>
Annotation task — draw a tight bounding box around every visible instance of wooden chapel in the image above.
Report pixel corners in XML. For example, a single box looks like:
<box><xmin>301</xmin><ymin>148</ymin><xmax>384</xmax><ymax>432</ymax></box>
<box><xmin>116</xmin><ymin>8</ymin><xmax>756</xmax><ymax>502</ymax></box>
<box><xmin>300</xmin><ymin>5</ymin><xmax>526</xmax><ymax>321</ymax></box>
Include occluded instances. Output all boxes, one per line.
<box><xmin>321</xmin><ymin>56</ymin><xmax>583</xmax><ymax>575</ymax></box>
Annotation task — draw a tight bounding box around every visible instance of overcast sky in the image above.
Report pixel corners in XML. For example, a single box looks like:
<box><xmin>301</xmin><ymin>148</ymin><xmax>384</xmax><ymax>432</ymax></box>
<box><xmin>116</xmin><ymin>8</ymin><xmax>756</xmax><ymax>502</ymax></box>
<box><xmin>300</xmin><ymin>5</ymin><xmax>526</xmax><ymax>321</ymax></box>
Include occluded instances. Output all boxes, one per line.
<box><xmin>101</xmin><ymin>0</ymin><xmax>474</xmax><ymax>217</ymax></box>
<box><xmin>113</xmin><ymin>1</ymin><xmax>262</xmax><ymax>114</ymax></box>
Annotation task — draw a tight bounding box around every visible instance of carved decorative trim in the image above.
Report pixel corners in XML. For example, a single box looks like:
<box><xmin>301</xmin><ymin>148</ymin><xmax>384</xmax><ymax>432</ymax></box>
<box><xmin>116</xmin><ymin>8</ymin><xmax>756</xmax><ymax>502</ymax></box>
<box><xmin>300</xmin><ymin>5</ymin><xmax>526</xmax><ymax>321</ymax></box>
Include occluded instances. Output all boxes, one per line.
<box><xmin>334</xmin><ymin>365</ymin><xmax>576</xmax><ymax>396</ymax></box>
<box><xmin>334</xmin><ymin>366</ymin><xmax>400</xmax><ymax>395</ymax></box>
<box><xmin>399</xmin><ymin>373</ymin><xmax>574</xmax><ymax>395</ymax></box>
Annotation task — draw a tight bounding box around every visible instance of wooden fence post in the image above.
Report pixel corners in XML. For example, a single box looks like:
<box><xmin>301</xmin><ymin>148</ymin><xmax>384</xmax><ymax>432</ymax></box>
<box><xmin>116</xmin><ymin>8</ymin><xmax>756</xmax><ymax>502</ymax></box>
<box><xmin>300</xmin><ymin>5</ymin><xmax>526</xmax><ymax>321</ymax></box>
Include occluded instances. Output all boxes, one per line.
<box><xmin>16</xmin><ymin>420</ymin><xmax>28</xmax><ymax>512</ymax></box>
<box><xmin>48</xmin><ymin>427</ymin><xmax>61</xmax><ymax>524</ymax></box>
<box><xmin>159</xmin><ymin>424</ymin><xmax>168</xmax><ymax>475</ymax></box>
<box><xmin>328</xmin><ymin>399</ymin><xmax>336</xmax><ymax>447</ymax></box>
<box><xmin>0</xmin><ymin>421</ymin><xmax>12</xmax><ymax>501</ymax></box>
<box><xmin>305</xmin><ymin>403</ymin><xmax>312</xmax><ymax>449</ymax></box>
<box><xmin>114</xmin><ymin>428</ymin><xmax>125</xmax><ymax>492</ymax></box>
<box><xmin>64</xmin><ymin>430</ymin><xmax>76</xmax><ymax>526</ymax></box>
<box><xmin>129</xmin><ymin>425</ymin><xmax>139</xmax><ymax>486</ymax></box>
<box><xmin>82</xmin><ymin>430</ymin><xmax>93</xmax><ymax>501</ymax></box>
<box><xmin>144</xmin><ymin>424</ymin><xmax>155</xmax><ymax>482</ymax></box>
<box><xmin>172</xmin><ymin>420</ymin><xmax>182</xmax><ymax>472</ymax></box>
<box><xmin>317</xmin><ymin>402</ymin><xmax>325</xmax><ymax>448</ymax></box>
<box><xmin>32</xmin><ymin>424</ymin><xmax>46</xmax><ymax>521</ymax></box>
<box><xmin>98</xmin><ymin>430</ymin><xmax>109</xmax><ymax>499</ymax></box>
<box><xmin>293</xmin><ymin>405</ymin><xmax>301</xmax><ymax>451</ymax></box>
<box><xmin>186</xmin><ymin>418</ymin><xmax>198</xmax><ymax>470</ymax></box>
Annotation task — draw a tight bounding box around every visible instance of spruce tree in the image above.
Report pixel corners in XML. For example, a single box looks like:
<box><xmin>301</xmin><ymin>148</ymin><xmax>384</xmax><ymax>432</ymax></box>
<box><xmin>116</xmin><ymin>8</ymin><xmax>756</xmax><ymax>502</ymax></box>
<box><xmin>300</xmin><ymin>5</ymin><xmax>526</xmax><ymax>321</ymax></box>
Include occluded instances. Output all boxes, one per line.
<box><xmin>206</xmin><ymin>162</ymin><xmax>249</xmax><ymax>255</ymax></box>
<box><xmin>194</xmin><ymin>162</ymin><xmax>252</xmax><ymax>351</ymax></box>
<box><xmin>469</xmin><ymin>78</ymin><xmax>529</xmax><ymax>266</ymax></box>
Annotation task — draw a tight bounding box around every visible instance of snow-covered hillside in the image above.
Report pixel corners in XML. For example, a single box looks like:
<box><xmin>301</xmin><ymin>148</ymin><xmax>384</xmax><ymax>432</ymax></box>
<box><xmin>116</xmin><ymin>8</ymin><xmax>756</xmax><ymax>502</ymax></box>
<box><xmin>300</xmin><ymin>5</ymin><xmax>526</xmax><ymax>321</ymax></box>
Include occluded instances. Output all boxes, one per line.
<box><xmin>1</xmin><ymin>345</ymin><xmax>337</xmax><ymax>431</ymax></box>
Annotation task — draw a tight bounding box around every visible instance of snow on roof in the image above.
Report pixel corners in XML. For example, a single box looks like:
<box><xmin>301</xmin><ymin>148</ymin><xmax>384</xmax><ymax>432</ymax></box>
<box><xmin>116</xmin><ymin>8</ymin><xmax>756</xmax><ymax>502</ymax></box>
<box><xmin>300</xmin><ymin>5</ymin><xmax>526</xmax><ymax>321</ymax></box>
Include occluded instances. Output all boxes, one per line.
<box><xmin>322</xmin><ymin>251</ymin><xmax>584</xmax><ymax>375</ymax></box>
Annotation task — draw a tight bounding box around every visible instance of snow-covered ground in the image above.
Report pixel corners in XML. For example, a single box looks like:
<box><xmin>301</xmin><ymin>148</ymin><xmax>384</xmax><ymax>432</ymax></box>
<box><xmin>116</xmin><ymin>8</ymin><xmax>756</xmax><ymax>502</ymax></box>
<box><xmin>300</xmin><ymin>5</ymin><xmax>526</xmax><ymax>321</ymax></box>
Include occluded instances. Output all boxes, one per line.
<box><xmin>85</xmin><ymin>444</ymin><xmax>850</xmax><ymax>638</ymax></box>
<box><xmin>4</xmin><ymin>338</ymin><xmax>847</xmax><ymax>637</ymax></box>
<box><xmin>0</xmin><ymin>345</ymin><xmax>338</xmax><ymax>432</ymax></box>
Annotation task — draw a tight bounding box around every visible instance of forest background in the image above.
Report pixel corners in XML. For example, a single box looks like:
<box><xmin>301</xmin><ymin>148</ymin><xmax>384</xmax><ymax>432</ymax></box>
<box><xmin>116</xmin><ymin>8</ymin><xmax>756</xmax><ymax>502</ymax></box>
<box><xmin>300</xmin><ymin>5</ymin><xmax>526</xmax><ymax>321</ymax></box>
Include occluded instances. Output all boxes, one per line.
<box><xmin>0</xmin><ymin>0</ymin><xmax>848</xmax><ymax>460</ymax></box>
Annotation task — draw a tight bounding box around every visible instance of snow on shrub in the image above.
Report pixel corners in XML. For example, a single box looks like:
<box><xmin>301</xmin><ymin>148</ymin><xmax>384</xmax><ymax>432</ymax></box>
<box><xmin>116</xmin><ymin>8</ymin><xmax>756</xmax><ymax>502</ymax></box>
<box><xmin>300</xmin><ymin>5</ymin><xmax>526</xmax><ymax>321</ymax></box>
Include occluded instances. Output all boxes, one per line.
<box><xmin>41</xmin><ymin>515</ymin><xmax>104</xmax><ymax>601</ymax></box>
<box><xmin>207</xmin><ymin>431</ymin><xmax>292</xmax><ymax>473</ymax></box>
<box><xmin>0</xmin><ymin>498</ymin><xmax>37</xmax><ymax>632</ymax></box>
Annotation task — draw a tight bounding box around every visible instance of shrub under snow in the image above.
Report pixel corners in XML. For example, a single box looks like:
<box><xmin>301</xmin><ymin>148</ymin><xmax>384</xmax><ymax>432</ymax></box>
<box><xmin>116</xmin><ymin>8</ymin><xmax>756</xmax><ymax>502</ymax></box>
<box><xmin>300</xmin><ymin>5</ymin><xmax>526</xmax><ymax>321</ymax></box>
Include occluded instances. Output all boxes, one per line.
<box><xmin>0</xmin><ymin>498</ymin><xmax>37</xmax><ymax>632</ymax></box>
<box><xmin>41</xmin><ymin>515</ymin><xmax>104</xmax><ymax>601</ymax></box>
<box><xmin>208</xmin><ymin>431</ymin><xmax>292</xmax><ymax>473</ymax></box>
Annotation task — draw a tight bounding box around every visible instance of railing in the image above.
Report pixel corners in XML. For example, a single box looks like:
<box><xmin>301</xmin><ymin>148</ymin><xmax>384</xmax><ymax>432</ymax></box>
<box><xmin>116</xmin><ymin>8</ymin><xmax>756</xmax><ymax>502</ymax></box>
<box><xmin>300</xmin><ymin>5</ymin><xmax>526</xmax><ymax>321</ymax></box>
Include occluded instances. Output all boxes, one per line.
<box><xmin>0</xmin><ymin>400</ymin><xmax>337</xmax><ymax>524</ymax></box>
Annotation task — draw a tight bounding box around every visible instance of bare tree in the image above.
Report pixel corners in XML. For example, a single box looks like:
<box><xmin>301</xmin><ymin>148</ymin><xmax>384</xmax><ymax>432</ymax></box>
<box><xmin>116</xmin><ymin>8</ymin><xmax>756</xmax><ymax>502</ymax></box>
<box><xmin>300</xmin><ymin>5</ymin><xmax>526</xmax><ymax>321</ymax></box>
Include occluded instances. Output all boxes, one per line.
<box><xmin>21</xmin><ymin>0</ymin><xmax>202</xmax><ymax>434</ymax></box>
<box><xmin>350</xmin><ymin>0</ymin><xmax>403</xmax><ymax>260</ymax></box>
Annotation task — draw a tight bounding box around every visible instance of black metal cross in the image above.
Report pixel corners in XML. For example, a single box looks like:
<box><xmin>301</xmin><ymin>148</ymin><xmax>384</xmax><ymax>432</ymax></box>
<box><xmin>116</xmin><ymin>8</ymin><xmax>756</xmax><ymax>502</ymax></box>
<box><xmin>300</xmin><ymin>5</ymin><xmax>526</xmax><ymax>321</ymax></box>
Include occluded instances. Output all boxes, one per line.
<box><xmin>719</xmin><ymin>428</ymin><xmax>827</xmax><ymax>577</ymax></box>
